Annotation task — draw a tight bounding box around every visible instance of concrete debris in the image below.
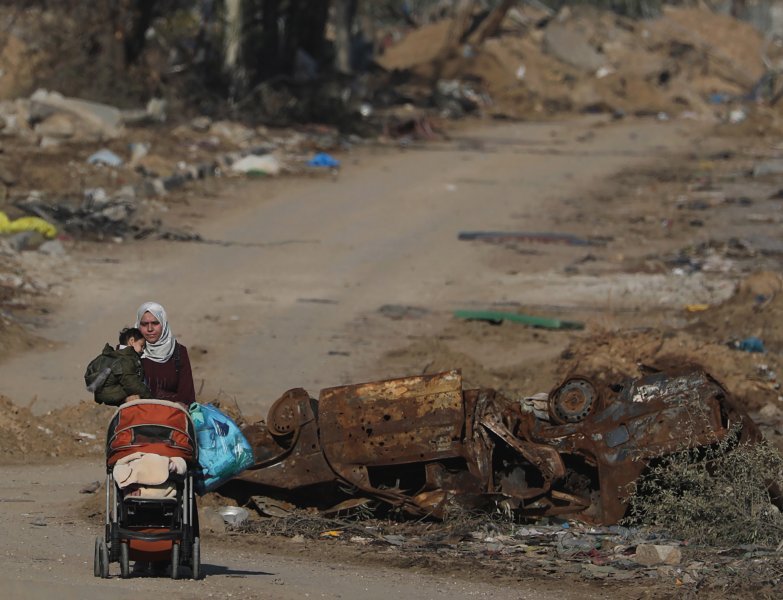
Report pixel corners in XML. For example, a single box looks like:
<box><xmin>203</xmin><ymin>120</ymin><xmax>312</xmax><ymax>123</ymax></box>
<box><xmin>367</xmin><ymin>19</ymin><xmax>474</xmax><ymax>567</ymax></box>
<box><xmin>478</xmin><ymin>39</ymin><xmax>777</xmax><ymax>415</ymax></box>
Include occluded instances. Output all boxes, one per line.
<box><xmin>29</xmin><ymin>89</ymin><xmax>123</xmax><ymax>141</ymax></box>
<box><xmin>633</xmin><ymin>544</ymin><xmax>682</xmax><ymax>566</ymax></box>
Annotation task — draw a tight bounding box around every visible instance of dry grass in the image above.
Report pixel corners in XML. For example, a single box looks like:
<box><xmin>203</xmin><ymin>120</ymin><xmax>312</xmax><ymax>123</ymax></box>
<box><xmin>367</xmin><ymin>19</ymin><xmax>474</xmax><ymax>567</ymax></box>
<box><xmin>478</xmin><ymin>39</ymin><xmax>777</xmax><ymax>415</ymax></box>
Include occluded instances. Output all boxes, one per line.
<box><xmin>625</xmin><ymin>429</ymin><xmax>783</xmax><ymax>547</ymax></box>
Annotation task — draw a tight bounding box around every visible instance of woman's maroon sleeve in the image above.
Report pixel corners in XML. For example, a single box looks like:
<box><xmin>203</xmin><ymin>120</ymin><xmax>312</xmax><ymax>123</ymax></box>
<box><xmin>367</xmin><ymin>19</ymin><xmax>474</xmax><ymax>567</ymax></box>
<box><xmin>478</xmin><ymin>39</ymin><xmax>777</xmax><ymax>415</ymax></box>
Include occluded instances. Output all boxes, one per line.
<box><xmin>175</xmin><ymin>344</ymin><xmax>196</xmax><ymax>406</ymax></box>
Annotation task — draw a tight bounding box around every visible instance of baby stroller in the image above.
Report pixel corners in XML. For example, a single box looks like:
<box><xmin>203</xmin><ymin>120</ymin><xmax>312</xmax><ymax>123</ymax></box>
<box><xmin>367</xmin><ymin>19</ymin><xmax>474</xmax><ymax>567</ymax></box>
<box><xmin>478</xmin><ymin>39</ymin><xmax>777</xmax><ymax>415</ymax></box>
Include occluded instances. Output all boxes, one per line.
<box><xmin>94</xmin><ymin>399</ymin><xmax>201</xmax><ymax>579</ymax></box>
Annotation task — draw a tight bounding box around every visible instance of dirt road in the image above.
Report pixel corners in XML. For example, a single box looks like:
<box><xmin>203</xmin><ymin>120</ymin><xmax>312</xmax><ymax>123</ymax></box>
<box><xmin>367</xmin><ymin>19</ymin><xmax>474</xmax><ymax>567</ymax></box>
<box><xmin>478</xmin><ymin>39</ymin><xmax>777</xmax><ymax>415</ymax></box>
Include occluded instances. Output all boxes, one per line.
<box><xmin>1</xmin><ymin>116</ymin><xmax>696</xmax><ymax>418</ymax></box>
<box><xmin>2</xmin><ymin>460</ymin><xmax>610</xmax><ymax>600</ymax></box>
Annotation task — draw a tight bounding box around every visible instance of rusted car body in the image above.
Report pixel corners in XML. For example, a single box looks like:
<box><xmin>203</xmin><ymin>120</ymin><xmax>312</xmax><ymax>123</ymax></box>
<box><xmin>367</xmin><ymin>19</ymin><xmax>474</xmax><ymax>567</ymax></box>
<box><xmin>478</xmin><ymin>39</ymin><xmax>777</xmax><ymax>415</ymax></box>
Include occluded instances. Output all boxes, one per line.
<box><xmin>237</xmin><ymin>368</ymin><xmax>758</xmax><ymax>524</ymax></box>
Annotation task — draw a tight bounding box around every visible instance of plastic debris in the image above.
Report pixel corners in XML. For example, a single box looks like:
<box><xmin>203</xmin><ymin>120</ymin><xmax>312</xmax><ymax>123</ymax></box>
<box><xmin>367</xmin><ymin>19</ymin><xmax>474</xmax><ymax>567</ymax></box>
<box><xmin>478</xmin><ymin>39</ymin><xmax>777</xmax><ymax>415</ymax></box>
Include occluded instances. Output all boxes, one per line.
<box><xmin>217</xmin><ymin>506</ymin><xmax>249</xmax><ymax>526</ymax></box>
<box><xmin>0</xmin><ymin>211</ymin><xmax>57</xmax><ymax>239</ymax></box>
<box><xmin>454</xmin><ymin>309</ymin><xmax>585</xmax><ymax>330</ymax></box>
<box><xmin>87</xmin><ymin>148</ymin><xmax>123</xmax><ymax>167</ymax></box>
<box><xmin>685</xmin><ymin>304</ymin><xmax>710</xmax><ymax>312</ymax></box>
<box><xmin>307</xmin><ymin>152</ymin><xmax>341</xmax><ymax>168</ymax></box>
<box><xmin>230</xmin><ymin>154</ymin><xmax>281</xmax><ymax>176</ymax></box>
<box><xmin>458</xmin><ymin>231</ymin><xmax>600</xmax><ymax>246</ymax></box>
<box><xmin>731</xmin><ymin>336</ymin><xmax>765</xmax><ymax>353</ymax></box>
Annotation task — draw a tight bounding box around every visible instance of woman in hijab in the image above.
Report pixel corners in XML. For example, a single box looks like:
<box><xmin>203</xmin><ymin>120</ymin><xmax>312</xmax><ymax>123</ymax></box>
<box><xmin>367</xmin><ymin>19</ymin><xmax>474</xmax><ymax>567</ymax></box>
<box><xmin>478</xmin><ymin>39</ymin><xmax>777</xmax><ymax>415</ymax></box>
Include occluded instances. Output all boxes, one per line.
<box><xmin>135</xmin><ymin>301</ymin><xmax>196</xmax><ymax>406</ymax></box>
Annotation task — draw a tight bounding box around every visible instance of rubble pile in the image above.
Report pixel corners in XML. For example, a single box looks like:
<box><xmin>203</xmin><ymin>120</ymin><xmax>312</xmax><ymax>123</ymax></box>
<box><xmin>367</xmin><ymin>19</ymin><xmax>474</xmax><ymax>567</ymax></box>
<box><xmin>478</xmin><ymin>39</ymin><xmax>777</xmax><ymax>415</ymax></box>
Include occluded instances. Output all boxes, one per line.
<box><xmin>0</xmin><ymin>91</ymin><xmax>349</xmax><ymax>242</ymax></box>
<box><xmin>376</xmin><ymin>5</ymin><xmax>769</xmax><ymax>121</ymax></box>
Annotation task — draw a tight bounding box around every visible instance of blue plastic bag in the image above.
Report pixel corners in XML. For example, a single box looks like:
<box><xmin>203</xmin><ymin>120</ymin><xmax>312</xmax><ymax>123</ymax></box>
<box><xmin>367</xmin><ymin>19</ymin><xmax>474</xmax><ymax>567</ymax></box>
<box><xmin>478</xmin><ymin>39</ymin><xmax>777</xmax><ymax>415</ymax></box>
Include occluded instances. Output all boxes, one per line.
<box><xmin>189</xmin><ymin>403</ymin><xmax>254</xmax><ymax>494</ymax></box>
<box><xmin>307</xmin><ymin>152</ymin><xmax>340</xmax><ymax>168</ymax></box>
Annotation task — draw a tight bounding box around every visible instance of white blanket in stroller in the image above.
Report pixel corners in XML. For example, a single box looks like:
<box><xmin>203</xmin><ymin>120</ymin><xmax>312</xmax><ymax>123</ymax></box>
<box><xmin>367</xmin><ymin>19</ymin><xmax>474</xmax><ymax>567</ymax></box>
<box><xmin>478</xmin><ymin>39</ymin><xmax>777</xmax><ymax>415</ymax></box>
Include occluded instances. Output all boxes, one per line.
<box><xmin>113</xmin><ymin>452</ymin><xmax>187</xmax><ymax>499</ymax></box>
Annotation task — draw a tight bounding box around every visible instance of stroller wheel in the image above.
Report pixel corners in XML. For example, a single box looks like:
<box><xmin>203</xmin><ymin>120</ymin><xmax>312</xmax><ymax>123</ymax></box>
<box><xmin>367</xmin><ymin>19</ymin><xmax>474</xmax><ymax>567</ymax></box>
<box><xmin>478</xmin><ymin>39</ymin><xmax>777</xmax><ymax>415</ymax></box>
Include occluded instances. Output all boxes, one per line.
<box><xmin>170</xmin><ymin>543</ymin><xmax>180</xmax><ymax>580</ymax></box>
<box><xmin>119</xmin><ymin>542</ymin><xmax>130</xmax><ymax>578</ymax></box>
<box><xmin>94</xmin><ymin>536</ymin><xmax>110</xmax><ymax>578</ymax></box>
<box><xmin>191</xmin><ymin>537</ymin><xmax>201</xmax><ymax>580</ymax></box>
<box><xmin>93</xmin><ymin>537</ymin><xmax>101</xmax><ymax>577</ymax></box>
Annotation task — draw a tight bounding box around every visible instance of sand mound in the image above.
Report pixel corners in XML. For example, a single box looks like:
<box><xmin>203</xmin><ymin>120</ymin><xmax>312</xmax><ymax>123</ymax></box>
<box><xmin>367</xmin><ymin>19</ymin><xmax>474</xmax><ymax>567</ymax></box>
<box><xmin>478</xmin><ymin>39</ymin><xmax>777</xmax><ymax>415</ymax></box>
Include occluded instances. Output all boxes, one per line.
<box><xmin>0</xmin><ymin>396</ymin><xmax>107</xmax><ymax>462</ymax></box>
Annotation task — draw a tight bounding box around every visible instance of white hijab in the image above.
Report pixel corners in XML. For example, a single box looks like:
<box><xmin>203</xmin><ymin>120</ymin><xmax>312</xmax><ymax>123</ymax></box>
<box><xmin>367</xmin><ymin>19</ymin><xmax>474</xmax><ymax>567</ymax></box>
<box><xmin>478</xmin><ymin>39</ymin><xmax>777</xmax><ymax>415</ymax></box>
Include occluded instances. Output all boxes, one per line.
<box><xmin>135</xmin><ymin>301</ymin><xmax>176</xmax><ymax>363</ymax></box>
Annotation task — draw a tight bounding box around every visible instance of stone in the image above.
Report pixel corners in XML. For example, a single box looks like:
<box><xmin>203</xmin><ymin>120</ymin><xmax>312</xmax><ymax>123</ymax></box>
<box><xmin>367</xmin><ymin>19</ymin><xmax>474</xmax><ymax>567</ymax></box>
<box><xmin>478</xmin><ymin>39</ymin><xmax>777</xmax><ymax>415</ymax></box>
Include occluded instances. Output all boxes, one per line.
<box><xmin>199</xmin><ymin>507</ymin><xmax>226</xmax><ymax>533</ymax></box>
<box><xmin>634</xmin><ymin>544</ymin><xmax>681</xmax><ymax>566</ymax></box>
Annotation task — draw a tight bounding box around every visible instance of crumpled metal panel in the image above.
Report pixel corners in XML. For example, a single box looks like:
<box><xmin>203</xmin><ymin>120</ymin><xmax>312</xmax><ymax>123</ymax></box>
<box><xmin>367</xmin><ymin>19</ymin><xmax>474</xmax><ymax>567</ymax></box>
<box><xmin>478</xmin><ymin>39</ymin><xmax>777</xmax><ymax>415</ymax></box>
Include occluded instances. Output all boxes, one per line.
<box><xmin>238</xmin><ymin>368</ymin><xmax>764</xmax><ymax>524</ymax></box>
<box><xmin>319</xmin><ymin>370</ymin><xmax>465</xmax><ymax>467</ymax></box>
<box><xmin>237</xmin><ymin>388</ymin><xmax>336</xmax><ymax>489</ymax></box>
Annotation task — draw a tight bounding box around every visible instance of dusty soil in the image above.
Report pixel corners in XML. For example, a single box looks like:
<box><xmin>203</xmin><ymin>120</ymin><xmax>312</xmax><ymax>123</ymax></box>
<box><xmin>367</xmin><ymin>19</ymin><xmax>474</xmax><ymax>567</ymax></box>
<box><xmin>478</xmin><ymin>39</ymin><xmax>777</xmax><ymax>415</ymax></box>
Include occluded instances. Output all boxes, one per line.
<box><xmin>2</xmin><ymin>113</ymin><xmax>783</xmax><ymax>598</ymax></box>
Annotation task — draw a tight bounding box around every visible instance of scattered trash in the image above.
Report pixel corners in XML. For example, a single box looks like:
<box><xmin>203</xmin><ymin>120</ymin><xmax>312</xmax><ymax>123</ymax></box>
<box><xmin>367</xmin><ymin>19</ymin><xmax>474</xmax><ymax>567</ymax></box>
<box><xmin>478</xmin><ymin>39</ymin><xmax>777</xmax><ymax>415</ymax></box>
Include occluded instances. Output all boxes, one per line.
<box><xmin>86</xmin><ymin>148</ymin><xmax>123</xmax><ymax>167</ymax></box>
<box><xmin>128</xmin><ymin>142</ymin><xmax>150</xmax><ymax>165</ymax></box>
<box><xmin>684</xmin><ymin>304</ymin><xmax>710</xmax><ymax>312</ymax></box>
<box><xmin>378</xmin><ymin>304</ymin><xmax>429</xmax><ymax>320</ymax></box>
<box><xmin>0</xmin><ymin>211</ymin><xmax>57</xmax><ymax>239</ymax></box>
<box><xmin>251</xmin><ymin>495</ymin><xmax>295</xmax><ymax>518</ymax></box>
<box><xmin>730</xmin><ymin>336</ymin><xmax>765</xmax><ymax>353</ymax></box>
<box><xmin>230</xmin><ymin>154</ymin><xmax>281</xmax><ymax>176</ymax></box>
<box><xmin>307</xmin><ymin>152</ymin><xmax>340</xmax><ymax>169</ymax></box>
<box><xmin>297</xmin><ymin>297</ymin><xmax>339</xmax><ymax>305</ymax></box>
<box><xmin>454</xmin><ymin>309</ymin><xmax>585</xmax><ymax>330</ymax></box>
<box><xmin>319</xmin><ymin>530</ymin><xmax>343</xmax><ymax>538</ymax></box>
<box><xmin>595</xmin><ymin>66</ymin><xmax>614</xmax><ymax>79</ymax></box>
<box><xmin>217</xmin><ymin>506</ymin><xmax>250</xmax><ymax>526</ymax></box>
<box><xmin>458</xmin><ymin>231</ymin><xmax>601</xmax><ymax>246</ymax></box>
<box><xmin>728</xmin><ymin>109</ymin><xmax>747</xmax><ymax>124</ymax></box>
<box><xmin>320</xmin><ymin>498</ymin><xmax>373</xmax><ymax>517</ymax></box>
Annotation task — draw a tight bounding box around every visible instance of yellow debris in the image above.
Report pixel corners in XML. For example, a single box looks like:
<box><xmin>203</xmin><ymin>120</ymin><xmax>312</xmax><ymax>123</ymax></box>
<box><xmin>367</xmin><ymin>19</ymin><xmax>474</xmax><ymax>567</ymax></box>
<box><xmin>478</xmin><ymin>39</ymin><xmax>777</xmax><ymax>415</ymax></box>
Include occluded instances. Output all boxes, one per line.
<box><xmin>0</xmin><ymin>211</ymin><xmax>57</xmax><ymax>239</ymax></box>
<box><xmin>319</xmin><ymin>530</ymin><xmax>343</xmax><ymax>538</ymax></box>
<box><xmin>685</xmin><ymin>303</ymin><xmax>710</xmax><ymax>312</ymax></box>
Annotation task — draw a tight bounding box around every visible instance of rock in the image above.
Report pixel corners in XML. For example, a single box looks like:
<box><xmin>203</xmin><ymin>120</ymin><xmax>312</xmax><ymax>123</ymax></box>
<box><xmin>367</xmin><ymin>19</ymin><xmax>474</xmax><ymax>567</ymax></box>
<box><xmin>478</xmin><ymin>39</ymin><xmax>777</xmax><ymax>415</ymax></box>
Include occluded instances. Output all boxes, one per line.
<box><xmin>753</xmin><ymin>160</ymin><xmax>783</xmax><ymax>177</ymax></box>
<box><xmin>0</xmin><ymin>162</ymin><xmax>18</xmax><ymax>186</ymax></box>
<box><xmin>209</xmin><ymin>121</ymin><xmax>255</xmax><ymax>146</ymax></box>
<box><xmin>30</xmin><ymin>89</ymin><xmax>123</xmax><ymax>141</ymax></box>
<box><xmin>34</xmin><ymin>112</ymin><xmax>76</xmax><ymax>139</ymax></box>
<box><xmin>146</xmin><ymin>97</ymin><xmax>167</xmax><ymax>122</ymax></box>
<box><xmin>543</xmin><ymin>23</ymin><xmax>606</xmax><ymax>72</ymax></box>
<box><xmin>6</xmin><ymin>231</ymin><xmax>45</xmax><ymax>252</ymax></box>
<box><xmin>191</xmin><ymin>116</ymin><xmax>212</xmax><ymax>132</ymax></box>
<box><xmin>199</xmin><ymin>507</ymin><xmax>226</xmax><ymax>533</ymax></box>
<box><xmin>634</xmin><ymin>544</ymin><xmax>682</xmax><ymax>566</ymax></box>
<box><xmin>38</xmin><ymin>239</ymin><xmax>65</xmax><ymax>256</ymax></box>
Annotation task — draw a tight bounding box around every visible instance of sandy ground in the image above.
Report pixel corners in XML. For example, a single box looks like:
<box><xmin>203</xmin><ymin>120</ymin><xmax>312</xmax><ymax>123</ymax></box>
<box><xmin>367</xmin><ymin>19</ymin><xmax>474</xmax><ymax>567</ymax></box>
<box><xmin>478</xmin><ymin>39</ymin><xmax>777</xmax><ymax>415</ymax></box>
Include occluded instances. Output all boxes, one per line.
<box><xmin>3</xmin><ymin>114</ymin><xmax>781</xmax><ymax>598</ymax></box>
<box><xmin>2</xmin><ymin>460</ymin><xmax>613</xmax><ymax>600</ymax></box>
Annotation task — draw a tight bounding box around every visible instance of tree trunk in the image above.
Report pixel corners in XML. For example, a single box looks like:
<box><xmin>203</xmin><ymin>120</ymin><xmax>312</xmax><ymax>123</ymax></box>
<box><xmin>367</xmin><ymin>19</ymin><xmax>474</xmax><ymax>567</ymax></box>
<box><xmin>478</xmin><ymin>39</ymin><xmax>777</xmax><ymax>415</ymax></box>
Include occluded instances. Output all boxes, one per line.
<box><xmin>466</xmin><ymin>0</ymin><xmax>516</xmax><ymax>46</ymax></box>
<box><xmin>333</xmin><ymin>0</ymin><xmax>358</xmax><ymax>74</ymax></box>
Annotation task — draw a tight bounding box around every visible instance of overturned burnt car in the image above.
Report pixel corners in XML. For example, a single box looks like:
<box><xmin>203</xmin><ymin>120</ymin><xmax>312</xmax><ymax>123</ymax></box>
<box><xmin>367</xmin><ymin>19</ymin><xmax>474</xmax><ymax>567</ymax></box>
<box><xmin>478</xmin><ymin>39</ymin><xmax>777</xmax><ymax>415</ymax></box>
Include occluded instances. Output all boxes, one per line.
<box><xmin>236</xmin><ymin>368</ymin><xmax>760</xmax><ymax>524</ymax></box>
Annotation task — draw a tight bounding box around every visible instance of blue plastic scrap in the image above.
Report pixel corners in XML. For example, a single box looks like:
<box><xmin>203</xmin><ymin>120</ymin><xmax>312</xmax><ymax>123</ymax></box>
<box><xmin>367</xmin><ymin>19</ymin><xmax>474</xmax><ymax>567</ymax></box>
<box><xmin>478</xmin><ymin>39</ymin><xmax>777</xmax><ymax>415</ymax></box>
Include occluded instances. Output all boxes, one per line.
<box><xmin>307</xmin><ymin>152</ymin><xmax>341</xmax><ymax>168</ymax></box>
<box><xmin>733</xmin><ymin>336</ymin><xmax>765</xmax><ymax>353</ymax></box>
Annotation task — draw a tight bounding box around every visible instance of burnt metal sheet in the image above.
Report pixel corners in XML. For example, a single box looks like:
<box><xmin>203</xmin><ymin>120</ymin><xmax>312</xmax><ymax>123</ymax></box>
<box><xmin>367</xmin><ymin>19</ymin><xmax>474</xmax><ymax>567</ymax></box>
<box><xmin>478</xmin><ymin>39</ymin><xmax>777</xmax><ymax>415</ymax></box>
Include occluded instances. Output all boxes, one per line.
<box><xmin>318</xmin><ymin>370</ymin><xmax>465</xmax><ymax>468</ymax></box>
